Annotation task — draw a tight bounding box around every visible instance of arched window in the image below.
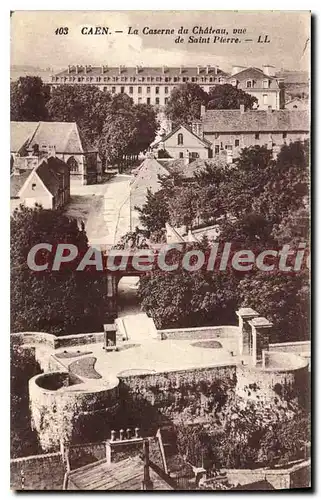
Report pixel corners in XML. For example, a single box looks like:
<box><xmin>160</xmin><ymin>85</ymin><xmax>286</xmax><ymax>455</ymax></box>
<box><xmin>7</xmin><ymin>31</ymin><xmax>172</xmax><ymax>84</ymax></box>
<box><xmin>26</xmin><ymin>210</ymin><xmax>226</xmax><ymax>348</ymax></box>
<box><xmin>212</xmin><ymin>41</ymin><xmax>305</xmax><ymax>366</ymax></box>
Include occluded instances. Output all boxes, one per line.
<box><xmin>177</xmin><ymin>133</ymin><xmax>183</xmax><ymax>145</ymax></box>
<box><xmin>67</xmin><ymin>156</ymin><xmax>79</xmax><ymax>173</ymax></box>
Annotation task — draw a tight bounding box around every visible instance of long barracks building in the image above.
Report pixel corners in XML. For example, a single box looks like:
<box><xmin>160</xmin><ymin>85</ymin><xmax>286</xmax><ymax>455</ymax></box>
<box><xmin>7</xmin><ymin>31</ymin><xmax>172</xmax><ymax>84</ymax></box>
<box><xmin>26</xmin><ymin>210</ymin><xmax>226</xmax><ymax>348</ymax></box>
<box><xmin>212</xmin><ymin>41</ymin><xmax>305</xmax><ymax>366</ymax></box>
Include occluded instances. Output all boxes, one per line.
<box><xmin>50</xmin><ymin>64</ymin><xmax>284</xmax><ymax>110</ymax></box>
<box><xmin>50</xmin><ymin>65</ymin><xmax>228</xmax><ymax>106</ymax></box>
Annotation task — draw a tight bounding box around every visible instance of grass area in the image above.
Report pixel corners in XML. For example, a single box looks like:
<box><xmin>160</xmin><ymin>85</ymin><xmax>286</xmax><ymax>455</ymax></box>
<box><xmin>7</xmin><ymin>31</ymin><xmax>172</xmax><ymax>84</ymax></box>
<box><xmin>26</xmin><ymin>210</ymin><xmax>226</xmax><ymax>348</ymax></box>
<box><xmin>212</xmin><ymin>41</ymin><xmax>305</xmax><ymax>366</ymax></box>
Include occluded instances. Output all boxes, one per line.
<box><xmin>69</xmin><ymin>356</ymin><xmax>102</xmax><ymax>379</ymax></box>
<box><xmin>192</xmin><ymin>341</ymin><xmax>223</xmax><ymax>349</ymax></box>
<box><xmin>56</xmin><ymin>350</ymin><xmax>93</xmax><ymax>359</ymax></box>
<box><xmin>64</xmin><ymin>194</ymin><xmax>104</xmax><ymax>223</ymax></box>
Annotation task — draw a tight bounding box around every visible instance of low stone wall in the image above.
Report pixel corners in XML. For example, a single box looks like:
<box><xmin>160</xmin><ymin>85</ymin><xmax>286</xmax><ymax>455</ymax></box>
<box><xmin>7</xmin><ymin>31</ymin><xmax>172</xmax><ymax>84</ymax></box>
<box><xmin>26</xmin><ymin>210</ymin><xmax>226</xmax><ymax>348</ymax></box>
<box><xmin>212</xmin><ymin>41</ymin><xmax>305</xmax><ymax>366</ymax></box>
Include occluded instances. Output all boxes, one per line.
<box><xmin>158</xmin><ymin>325</ymin><xmax>239</xmax><ymax>341</ymax></box>
<box><xmin>67</xmin><ymin>441</ymin><xmax>106</xmax><ymax>470</ymax></box>
<box><xmin>54</xmin><ymin>332</ymin><xmax>104</xmax><ymax>349</ymax></box>
<box><xmin>29</xmin><ymin>372</ymin><xmax>120</xmax><ymax>451</ymax></box>
<box><xmin>11</xmin><ymin>332</ymin><xmax>56</xmax><ymax>348</ymax></box>
<box><xmin>224</xmin><ymin>459</ymin><xmax>311</xmax><ymax>490</ymax></box>
<box><xmin>269</xmin><ymin>341</ymin><xmax>310</xmax><ymax>354</ymax></box>
<box><xmin>10</xmin><ymin>452</ymin><xmax>64</xmax><ymax>490</ymax></box>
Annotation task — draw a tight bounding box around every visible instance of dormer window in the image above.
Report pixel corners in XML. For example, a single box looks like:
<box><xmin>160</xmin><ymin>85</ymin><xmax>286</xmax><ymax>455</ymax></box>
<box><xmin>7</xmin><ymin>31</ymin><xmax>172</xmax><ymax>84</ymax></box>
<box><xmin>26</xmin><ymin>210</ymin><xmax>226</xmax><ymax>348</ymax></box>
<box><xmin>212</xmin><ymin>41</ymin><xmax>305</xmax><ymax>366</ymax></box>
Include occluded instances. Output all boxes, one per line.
<box><xmin>246</xmin><ymin>80</ymin><xmax>253</xmax><ymax>88</ymax></box>
<box><xmin>177</xmin><ymin>133</ymin><xmax>183</xmax><ymax>145</ymax></box>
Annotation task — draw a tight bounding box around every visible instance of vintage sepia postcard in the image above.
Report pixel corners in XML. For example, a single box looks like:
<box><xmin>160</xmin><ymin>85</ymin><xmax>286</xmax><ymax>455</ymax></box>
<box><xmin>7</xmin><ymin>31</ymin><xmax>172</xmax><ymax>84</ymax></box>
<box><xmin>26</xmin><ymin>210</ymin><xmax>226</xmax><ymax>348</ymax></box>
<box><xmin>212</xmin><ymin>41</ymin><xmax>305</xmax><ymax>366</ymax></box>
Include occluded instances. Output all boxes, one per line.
<box><xmin>10</xmin><ymin>10</ymin><xmax>311</xmax><ymax>491</ymax></box>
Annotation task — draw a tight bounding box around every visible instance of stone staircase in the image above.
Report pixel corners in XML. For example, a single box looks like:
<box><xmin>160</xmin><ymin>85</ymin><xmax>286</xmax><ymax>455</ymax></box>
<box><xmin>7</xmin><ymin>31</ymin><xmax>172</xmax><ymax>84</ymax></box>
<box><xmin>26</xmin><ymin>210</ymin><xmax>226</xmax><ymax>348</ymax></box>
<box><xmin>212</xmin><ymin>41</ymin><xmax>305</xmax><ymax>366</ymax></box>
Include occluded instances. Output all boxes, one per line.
<box><xmin>115</xmin><ymin>313</ymin><xmax>159</xmax><ymax>342</ymax></box>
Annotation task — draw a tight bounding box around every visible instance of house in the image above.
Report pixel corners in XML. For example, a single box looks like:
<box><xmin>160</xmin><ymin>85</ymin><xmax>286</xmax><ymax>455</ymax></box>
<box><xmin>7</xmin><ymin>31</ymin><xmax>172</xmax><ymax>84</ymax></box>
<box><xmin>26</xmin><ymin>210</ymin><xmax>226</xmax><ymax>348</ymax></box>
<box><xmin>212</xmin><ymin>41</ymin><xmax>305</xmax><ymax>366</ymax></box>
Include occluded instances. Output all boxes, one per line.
<box><xmin>201</xmin><ymin>106</ymin><xmax>309</xmax><ymax>161</ymax></box>
<box><xmin>11</xmin><ymin>121</ymin><xmax>102</xmax><ymax>185</ymax></box>
<box><xmin>153</xmin><ymin>123</ymin><xmax>212</xmax><ymax>159</ymax></box>
<box><xmin>50</xmin><ymin>64</ymin><xmax>228</xmax><ymax>106</ymax></box>
<box><xmin>285</xmin><ymin>97</ymin><xmax>309</xmax><ymax>111</ymax></box>
<box><xmin>228</xmin><ymin>65</ymin><xmax>284</xmax><ymax>110</ymax></box>
<box><xmin>10</xmin><ymin>156</ymin><xmax>70</xmax><ymax>212</ymax></box>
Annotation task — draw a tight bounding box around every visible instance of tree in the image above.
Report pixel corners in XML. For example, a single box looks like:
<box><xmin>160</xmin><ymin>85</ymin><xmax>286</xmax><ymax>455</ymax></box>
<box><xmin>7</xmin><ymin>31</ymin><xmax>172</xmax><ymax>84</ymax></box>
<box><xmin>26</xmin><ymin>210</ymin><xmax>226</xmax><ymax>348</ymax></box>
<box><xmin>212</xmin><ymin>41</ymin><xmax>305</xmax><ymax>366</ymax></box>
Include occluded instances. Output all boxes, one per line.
<box><xmin>98</xmin><ymin>110</ymin><xmax>138</xmax><ymax>166</ymax></box>
<box><xmin>11</xmin><ymin>76</ymin><xmax>50</xmax><ymax>121</ymax></box>
<box><xmin>11</xmin><ymin>205</ymin><xmax>108</xmax><ymax>335</ymax></box>
<box><xmin>207</xmin><ymin>84</ymin><xmax>257</xmax><ymax>110</ymax></box>
<box><xmin>98</xmin><ymin>95</ymin><xmax>157</xmax><ymax>166</ymax></box>
<box><xmin>139</xmin><ymin>243</ymin><xmax>240</xmax><ymax>329</ymax></box>
<box><xmin>136</xmin><ymin>189</ymin><xmax>170</xmax><ymax>233</ymax></box>
<box><xmin>239</xmin><ymin>271</ymin><xmax>309</xmax><ymax>342</ymax></box>
<box><xmin>164</xmin><ymin>83</ymin><xmax>208</xmax><ymax>127</ymax></box>
<box><xmin>46</xmin><ymin>84</ymin><xmax>112</xmax><ymax>145</ymax></box>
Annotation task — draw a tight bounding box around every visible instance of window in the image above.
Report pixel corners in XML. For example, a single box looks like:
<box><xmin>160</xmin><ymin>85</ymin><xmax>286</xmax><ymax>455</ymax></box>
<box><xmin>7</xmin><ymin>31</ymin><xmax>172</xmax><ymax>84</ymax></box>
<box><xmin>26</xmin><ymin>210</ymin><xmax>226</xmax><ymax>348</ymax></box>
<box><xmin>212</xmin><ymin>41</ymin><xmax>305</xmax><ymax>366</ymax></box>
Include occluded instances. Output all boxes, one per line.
<box><xmin>255</xmin><ymin>133</ymin><xmax>260</xmax><ymax>140</ymax></box>
<box><xmin>190</xmin><ymin>152</ymin><xmax>199</xmax><ymax>159</ymax></box>
<box><xmin>112</xmin><ymin>86</ymin><xmax>116</xmax><ymax>93</ymax></box>
<box><xmin>165</xmin><ymin>87</ymin><xmax>169</xmax><ymax>94</ymax></box>
<box><xmin>283</xmin><ymin>132</ymin><xmax>287</xmax><ymax>139</ymax></box>
<box><xmin>246</xmin><ymin>80</ymin><xmax>252</xmax><ymax>88</ymax></box>
<box><xmin>177</xmin><ymin>133</ymin><xmax>184</xmax><ymax>145</ymax></box>
<box><xmin>164</xmin><ymin>97</ymin><xmax>168</xmax><ymax>105</ymax></box>
<box><xmin>155</xmin><ymin>97</ymin><xmax>160</xmax><ymax>105</ymax></box>
<box><xmin>138</xmin><ymin>97</ymin><xmax>142</xmax><ymax>104</ymax></box>
<box><xmin>235</xmin><ymin>139</ymin><xmax>240</xmax><ymax>147</ymax></box>
<box><xmin>179</xmin><ymin>152</ymin><xmax>184</xmax><ymax>158</ymax></box>
<box><xmin>103</xmin><ymin>87</ymin><xmax>107</xmax><ymax>92</ymax></box>
<box><xmin>32</xmin><ymin>183</ymin><xmax>36</xmax><ymax>190</ymax></box>
<box><xmin>215</xmin><ymin>145</ymin><xmax>220</xmax><ymax>154</ymax></box>
<box><xmin>174</xmin><ymin>77</ymin><xmax>178</xmax><ymax>82</ymax></box>
<box><xmin>129</xmin><ymin>86</ymin><xmax>133</xmax><ymax>94</ymax></box>
<box><xmin>263</xmin><ymin>94</ymin><xmax>268</xmax><ymax>105</ymax></box>
<box><xmin>156</xmin><ymin>87</ymin><xmax>159</xmax><ymax>94</ymax></box>
<box><xmin>147</xmin><ymin>86</ymin><xmax>151</xmax><ymax>94</ymax></box>
<box><xmin>214</xmin><ymin>133</ymin><xmax>220</xmax><ymax>140</ymax></box>
<box><xmin>231</xmin><ymin>79</ymin><xmax>236</xmax><ymax>86</ymax></box>
<box><xmin>138</xmin><ymin>86</ymin><xmax>142</xmax><ymax>94</ymax></box>
<box><xmin>121</xmin><ymin>86</ymin><xmax>125</xmax><ymax>93</ymax></box>
<box><xmin>147</xmin><ymin>97</ymin><xmax>151</xmax><ymax>105</ymax></box>
<box><xmin>263</xmin><ymin>80</ymin><xmax>269</xmax><ymax>89</ymax></box>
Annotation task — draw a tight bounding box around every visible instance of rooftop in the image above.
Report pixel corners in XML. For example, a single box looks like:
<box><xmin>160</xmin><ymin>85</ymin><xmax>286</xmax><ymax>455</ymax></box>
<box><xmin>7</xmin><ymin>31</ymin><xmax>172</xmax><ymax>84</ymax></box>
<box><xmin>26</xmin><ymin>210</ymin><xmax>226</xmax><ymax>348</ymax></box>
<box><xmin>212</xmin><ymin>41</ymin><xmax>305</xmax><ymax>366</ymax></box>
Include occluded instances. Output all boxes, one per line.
<box><xmin>67</xmin><ymin>455</ymin><xmax>174</xmax><ymax>490</ymax></box>
<box><xmin>202</xmin><ymin>109</ymin><xmax>309</xmax><ymax>133</ymax></box>
<box><xmin>56</xmin><ymin>65</ymin><xmax>227</xmax><ymax>78</ymax></box>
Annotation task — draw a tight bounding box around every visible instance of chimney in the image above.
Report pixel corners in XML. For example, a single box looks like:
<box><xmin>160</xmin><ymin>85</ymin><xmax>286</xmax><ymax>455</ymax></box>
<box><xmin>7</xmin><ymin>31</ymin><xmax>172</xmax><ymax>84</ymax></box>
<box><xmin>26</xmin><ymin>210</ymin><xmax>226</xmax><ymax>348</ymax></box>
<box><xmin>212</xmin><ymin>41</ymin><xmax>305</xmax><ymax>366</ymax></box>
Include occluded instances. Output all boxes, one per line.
<box><xmin>179</xmin><ymin>65</ymin><xmax>184</xmax><ymax>74</ymax></box>
<box><xmin>136</xmin><ymin>65</ymin><xmax>139</xmax><ymax>75</ymax></box>
<box><xmin>68</xmin><ymin>65</ymin><xmax>71</xmax><ymax>74</ymax></box>
<box><xmin>197</xmin><ymin>65</ymin><xmax>201</xmax><ymax>75</ymax></box>
<box><xmin>141</xmin><ymin>440</ymin><xmax>153</xmax><ymax>491</ymax></box>
<box><xmin>162</xmin><ymin>65</ymin><xmax>167</xmax><ymax>74</ymax></box>
<box><xmin>118</xmin><ymin>65</ymin><xmax>122</xmax><ymax>75</ymax></box>
<box><xmin>84</xmin><ymin>65</ymin><xmax>87</xmax><ymax>75</ymax></box>
<box><xmin>240</xmin><ymin>104</ymin><xmax>245</xmax><ymax>114</ymax></box>
<box><xmin>75</xmin><ymin>65</ymin><xmax>79</xmax><ymax>75</ymax></box>
<box><xmin>262</xmin><ymin>65</ymin><xmax>276</xmax><ymax>77</ymax></box>
<box><xmin>200</xmin><ymin>104</ymin><xmax>206</xmax><ymax>118</ymax></box>
<box><xmin>206</xmin><ymin>65</ymin><xmax>210</xmax><ymax>75</ymax></box>
<box><xmin>231</xmin><ymin>65</ymin><xmax>246</xmax><ymax>76</ymax></box>
<box><xmin>213</xmin><ymin>65</ymin><xmax>218</xmax><ymax>75</ymax></box>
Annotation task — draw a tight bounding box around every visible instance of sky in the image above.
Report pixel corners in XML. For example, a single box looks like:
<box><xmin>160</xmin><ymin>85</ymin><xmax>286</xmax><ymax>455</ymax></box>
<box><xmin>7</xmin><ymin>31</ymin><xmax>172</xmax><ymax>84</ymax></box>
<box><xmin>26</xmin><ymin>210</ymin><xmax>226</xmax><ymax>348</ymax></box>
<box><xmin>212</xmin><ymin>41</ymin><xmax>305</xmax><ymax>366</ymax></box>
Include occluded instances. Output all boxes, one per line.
<box><xmin>11</xmin><ymin>11</ymin><xmax>310</xmax><ymax>72</ymax></box>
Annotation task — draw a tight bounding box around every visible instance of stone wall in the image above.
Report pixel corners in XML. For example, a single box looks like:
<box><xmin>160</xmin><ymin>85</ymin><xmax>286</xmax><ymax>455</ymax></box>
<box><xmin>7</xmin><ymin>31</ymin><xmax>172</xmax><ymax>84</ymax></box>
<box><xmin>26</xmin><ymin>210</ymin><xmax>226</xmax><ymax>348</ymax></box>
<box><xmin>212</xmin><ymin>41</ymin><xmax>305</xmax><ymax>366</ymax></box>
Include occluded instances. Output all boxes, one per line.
<box><xmin>224</xmin><ymin>459</ymin><xmax>311</xmax><ymax>490</ymax></box>
<box><xmin>10</xmin><ymin>452</ymin><xmax>64</xmax><ymax>490</ymax></box>
<box><xmin>29</xmin><ymin>372</ymin><xmax>120</xmax><ymax>451</ymax></box>
<box><xmin>236</xmin><ymin>356</ymin><xmax>309</xmax><ymax>403</ymax></box>
<box><xmin>158</xmin><ymin>325</ymin><xmax>239</xmax><ymax>341</ymax></box>
<box><xmin>119</xmin><ymin>364</ymin><xmax>237</xmax><ymax>424</ymax></box>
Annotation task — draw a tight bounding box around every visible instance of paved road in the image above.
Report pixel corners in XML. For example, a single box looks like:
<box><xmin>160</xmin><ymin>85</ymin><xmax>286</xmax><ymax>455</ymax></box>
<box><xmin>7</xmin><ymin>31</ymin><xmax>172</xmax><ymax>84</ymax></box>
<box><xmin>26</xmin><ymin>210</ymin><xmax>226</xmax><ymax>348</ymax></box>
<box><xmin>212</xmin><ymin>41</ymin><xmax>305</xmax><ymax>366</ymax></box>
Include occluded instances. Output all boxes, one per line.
<box><xmin>70</xmin><ymin>174</ymin><xmax>132</xmax><ymax>247</ymax></box>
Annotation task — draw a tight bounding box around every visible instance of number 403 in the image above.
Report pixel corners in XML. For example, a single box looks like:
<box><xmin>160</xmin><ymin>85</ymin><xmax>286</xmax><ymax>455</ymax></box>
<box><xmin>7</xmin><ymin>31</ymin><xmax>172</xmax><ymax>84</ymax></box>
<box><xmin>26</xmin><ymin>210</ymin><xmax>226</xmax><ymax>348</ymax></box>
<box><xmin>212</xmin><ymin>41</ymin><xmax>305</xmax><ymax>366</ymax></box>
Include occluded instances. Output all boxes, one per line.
<box><xmin>55</xmin><ymin>27</ymin><xmax>69</xmax><ymax>35</ymax></box>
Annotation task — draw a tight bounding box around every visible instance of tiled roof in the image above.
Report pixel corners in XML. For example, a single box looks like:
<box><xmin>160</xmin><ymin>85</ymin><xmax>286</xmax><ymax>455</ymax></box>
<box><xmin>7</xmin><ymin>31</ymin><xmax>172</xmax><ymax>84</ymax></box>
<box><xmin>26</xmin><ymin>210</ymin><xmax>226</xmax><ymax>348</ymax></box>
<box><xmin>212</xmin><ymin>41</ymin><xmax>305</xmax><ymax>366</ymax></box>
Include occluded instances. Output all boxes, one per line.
<box><xmin>11</xmin><ymin>122</ymin><xmax>39</xmax><ymax>152</ymax></box>
<box><xmin>11</xmin><ymin>121</ymin><xmax>96</xmax><ymax>155</ymax></box>
<box><xmin>202</xmin><ymin>109</ymin><xmax>309</xmax><ymax>133</ymax></box>
<box><xmin>27</xmin><ymin>122</ymin><xmax>85</xmax><ymax>154</ymax></box>
<box><xmin>34</xmin><ymin>159</ymin><xmax>61</xmax><ymax>197</ymax></box>
<box><xmin>67</xmin><ymin>456</ymin><xmax>174</xmax><ymax>490</ymax></box>
<box><xmin>56</xmin><ymin>65</ymin><xmax>227</xmax><ymax>78</ymax></box>
<box><xmin>275</xmin><ymin>70</ymin><xmax>309</xmax><ymax>84</ymax></box>
<box><xmin>228</xmin><ymin>67</ymin><xmax>277</xmax><ymax>81</ymax></box>
<box><xmin>10</xmin><ymin>171</ymin><xmax>32</xmax><ymax>198</ymax></box>
<box><xmin>158</xmin><ymin>158</ymin><xmax>212</xmax><ymax>179</ymax></box>
<box><xmin>155</xmin><ymin>124</ymin><xmax>212</xmax><ymax>148</ymax></box>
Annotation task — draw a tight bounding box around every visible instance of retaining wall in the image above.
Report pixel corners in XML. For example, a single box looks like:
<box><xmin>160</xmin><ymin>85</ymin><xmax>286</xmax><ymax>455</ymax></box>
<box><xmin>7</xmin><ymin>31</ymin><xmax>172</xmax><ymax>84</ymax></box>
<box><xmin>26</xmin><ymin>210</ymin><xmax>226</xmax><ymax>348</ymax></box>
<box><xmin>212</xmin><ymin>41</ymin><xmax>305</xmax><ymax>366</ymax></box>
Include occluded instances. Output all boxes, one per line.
<box><xmin>10</xmin><ymin>452</ymin><xmax>64</xmax><ymax>490</ymax></box>
<box><xmin>158</xmin><ymin>325</ymin><xmax>239</xmax><ymax>341</ymax></box>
